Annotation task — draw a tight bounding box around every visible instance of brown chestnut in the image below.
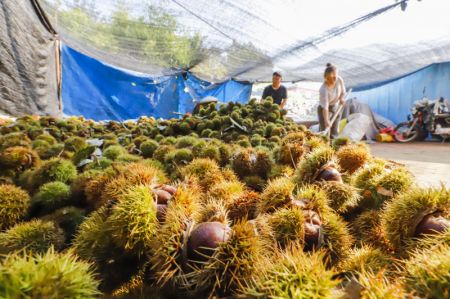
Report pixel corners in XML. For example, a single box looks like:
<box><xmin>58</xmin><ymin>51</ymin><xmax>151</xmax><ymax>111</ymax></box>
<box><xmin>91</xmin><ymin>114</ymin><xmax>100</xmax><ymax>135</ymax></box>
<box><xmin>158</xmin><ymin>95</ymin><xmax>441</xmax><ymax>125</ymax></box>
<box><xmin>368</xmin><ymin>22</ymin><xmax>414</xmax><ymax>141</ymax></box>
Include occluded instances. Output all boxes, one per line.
<box><xmin>304</xmin><ymin>210</ymin><xmax>322</xmax><ymax>226</ymax></box>
<box><xmin>187</xmin><ymin>222</ymin><xmax>231</xmax><ymax>263</ymax></box>
<box><xmin>160</xmin><ymin>184</ymin><xmax>177</xmax><ymax>195</ymax></box>
<box><xmin>156</xmin><ymin>204</ymin><xmax>167</xmax><ymax>223</ymax></box>
<box><xmin>303</xmin><ymin>209</ymin><xmax>322</xmax><ymax>251</ymax></box>
<box><xmin>304</xmin><ymin>222</ymin><xmax>321</xmax><ymax>251</ymax></box>
<box><xmin>317</xmin><ymin>167</ymin><xmax>342</xmax><ymax>183</ymax></box>
<box><xmin>154</xmin><ymin>189</ymin><xmax>172</xmax><ymax>204</ymax></box>
<box><xmin>415</xmin><ymin>214</ymin><xmax>450</xmax><ymax>237</ymax></box>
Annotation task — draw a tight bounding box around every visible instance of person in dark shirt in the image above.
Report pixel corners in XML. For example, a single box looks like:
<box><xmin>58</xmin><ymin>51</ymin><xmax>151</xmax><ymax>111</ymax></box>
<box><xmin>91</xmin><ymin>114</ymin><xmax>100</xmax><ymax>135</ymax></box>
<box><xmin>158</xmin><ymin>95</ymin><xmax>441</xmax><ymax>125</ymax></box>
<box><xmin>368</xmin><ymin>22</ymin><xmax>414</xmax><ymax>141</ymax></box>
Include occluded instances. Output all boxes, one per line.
<box><xmin>261</xmin><ymin>71</ymin><xmax>288</xmax><ymax>108</ymax></box>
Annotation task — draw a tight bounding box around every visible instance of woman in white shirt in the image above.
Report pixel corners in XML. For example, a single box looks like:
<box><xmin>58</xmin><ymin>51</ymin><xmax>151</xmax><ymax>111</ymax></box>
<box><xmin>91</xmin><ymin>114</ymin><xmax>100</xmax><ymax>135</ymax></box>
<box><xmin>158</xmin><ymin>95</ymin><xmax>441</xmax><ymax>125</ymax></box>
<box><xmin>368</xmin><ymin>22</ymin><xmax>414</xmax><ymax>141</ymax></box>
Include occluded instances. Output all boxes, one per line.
<box><xmin>318</xmin><ymin>63</ymin><xmax>346</xmax><ymax>138</ymax></box>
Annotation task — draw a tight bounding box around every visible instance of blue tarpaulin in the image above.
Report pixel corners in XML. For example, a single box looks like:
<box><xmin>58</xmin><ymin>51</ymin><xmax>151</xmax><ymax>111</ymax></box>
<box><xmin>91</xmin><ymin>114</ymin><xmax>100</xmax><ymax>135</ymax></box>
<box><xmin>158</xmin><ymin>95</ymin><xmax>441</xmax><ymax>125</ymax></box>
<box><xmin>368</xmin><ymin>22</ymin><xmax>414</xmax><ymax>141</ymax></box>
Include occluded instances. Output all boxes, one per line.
<box><xmin>61</xmin><ymin>44</ymin><xmax>252</xmax><ymax>121</ymax></box>
<box><xmin>177</xmin><ymin>74</ymin><xmax>252</xmax><ymax>115</ymax></box>
<box><xmin>352</xmin><ymin>62</ymin><xmax>450</xmax><ymax>124</ymax></box>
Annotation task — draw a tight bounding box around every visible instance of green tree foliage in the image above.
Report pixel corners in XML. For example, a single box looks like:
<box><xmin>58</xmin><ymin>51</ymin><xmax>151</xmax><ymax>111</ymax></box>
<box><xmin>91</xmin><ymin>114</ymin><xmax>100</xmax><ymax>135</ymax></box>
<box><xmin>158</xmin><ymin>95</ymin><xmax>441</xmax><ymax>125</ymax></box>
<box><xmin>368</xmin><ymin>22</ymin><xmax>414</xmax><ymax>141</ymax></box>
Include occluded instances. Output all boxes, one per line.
<box><xmin>45</xmin><ymin>0</ymin><xmax>204</xmax><ymax>68</ymax></box>
<box><xmin>42</xmin><ymin>0</ymin><xmax>268</xmax><ymax>75</ymax></box>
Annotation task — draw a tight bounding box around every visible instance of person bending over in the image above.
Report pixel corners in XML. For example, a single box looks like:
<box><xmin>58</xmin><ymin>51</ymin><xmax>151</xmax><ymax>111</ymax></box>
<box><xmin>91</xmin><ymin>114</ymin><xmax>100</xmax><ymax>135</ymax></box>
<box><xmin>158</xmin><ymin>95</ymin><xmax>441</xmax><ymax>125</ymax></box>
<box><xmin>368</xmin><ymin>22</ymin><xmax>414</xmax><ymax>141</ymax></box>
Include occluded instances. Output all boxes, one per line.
<box><xmin>318</xmin><ymin>63</ymin><xmax>346</xmax><ymax>139</ymax></box>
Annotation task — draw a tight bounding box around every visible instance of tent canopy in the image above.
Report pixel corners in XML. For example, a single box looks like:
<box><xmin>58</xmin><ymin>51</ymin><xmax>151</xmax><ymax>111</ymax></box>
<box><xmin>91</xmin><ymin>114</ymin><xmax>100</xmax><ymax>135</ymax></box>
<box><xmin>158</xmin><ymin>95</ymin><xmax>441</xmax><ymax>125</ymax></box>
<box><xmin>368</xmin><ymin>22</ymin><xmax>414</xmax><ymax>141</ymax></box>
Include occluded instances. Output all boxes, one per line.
<box><xmin>39</xmin><ymin>0</ymin><xmax>450</xmax><ymax>87</ymax></box>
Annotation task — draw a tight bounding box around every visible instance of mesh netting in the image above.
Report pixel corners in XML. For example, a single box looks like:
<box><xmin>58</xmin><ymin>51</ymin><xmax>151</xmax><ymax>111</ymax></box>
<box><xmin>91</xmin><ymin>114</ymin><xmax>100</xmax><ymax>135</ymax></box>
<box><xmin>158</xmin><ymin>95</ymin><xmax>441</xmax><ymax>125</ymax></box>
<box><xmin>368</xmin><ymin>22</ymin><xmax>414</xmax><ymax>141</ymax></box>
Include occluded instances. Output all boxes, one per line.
<box><xmin>39</xmin><ymin>0</ymin><xmax>450</xmax><ymax>86</ymax></box>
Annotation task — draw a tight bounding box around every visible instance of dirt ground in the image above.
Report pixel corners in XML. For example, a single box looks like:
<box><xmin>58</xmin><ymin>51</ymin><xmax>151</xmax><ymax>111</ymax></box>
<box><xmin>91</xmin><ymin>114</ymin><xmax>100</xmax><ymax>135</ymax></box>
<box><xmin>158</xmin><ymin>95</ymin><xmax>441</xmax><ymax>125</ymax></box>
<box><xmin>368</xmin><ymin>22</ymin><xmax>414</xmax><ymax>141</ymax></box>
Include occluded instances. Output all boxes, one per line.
<box><xmin>369</xmin><ymin>141</ymin><xmax>450</xmax><ymax>188</ymax></box>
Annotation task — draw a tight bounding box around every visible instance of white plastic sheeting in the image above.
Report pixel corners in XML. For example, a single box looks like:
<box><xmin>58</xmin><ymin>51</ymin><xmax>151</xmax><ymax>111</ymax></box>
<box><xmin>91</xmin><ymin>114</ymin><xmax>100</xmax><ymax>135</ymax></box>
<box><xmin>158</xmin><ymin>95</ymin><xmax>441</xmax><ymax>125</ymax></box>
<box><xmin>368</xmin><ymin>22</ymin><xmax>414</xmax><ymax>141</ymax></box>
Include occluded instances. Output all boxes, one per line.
<box><xmin>338</xmin><ymin>113</ymin><xmax>372</xmax><ymax>141</ymax></box>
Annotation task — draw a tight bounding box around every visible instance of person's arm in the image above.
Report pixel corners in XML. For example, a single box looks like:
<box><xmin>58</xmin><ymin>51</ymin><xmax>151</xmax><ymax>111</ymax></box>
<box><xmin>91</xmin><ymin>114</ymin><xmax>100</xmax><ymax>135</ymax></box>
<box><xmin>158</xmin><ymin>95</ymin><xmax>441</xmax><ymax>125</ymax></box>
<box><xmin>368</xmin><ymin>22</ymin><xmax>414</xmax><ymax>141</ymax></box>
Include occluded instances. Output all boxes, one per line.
<box><xmin>261</xmin><ymin>86</ymin><xmax>269</xmax><ymax>101</ymax></box>
<box><xmin>280</xmin><ymin>87</ymin><xmax>288</xmax><ymax>109</ymax></box>
<box><xmin>319</xmin><ymin>88</ymin><xmax>330</xmax><ymax>128</ymax></box>
<box><xmin>323</xmin><ymin>109</ymin><xmax>330</xmax><ymax>128</ymax></box>
<box><xmin>338</xmin><ymin>77</ymin><xmax>346</xmax><ymax>105</ymax></box>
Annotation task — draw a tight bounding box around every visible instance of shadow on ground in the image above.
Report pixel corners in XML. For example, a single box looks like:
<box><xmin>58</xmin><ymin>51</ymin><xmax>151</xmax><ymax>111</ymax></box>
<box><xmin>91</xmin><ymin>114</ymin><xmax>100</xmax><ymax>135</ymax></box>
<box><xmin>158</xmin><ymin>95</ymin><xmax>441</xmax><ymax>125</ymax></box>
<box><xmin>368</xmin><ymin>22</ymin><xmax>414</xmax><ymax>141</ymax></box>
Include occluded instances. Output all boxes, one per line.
<box><xmin>369</xmin><ymin>141</ymin><xmax>450</xmax><ymax>188</ymax></box>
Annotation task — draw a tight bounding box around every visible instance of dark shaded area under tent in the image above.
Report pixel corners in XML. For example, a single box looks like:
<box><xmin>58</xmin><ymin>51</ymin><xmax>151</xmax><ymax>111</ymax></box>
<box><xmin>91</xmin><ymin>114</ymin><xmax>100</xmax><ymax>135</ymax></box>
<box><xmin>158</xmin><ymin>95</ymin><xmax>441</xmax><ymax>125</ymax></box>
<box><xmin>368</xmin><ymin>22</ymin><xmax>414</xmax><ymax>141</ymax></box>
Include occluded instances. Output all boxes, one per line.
<box><xmin>0</xmin><ymin>0</ymin><xmax>59</xmax><ymax>116</ymax></box>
